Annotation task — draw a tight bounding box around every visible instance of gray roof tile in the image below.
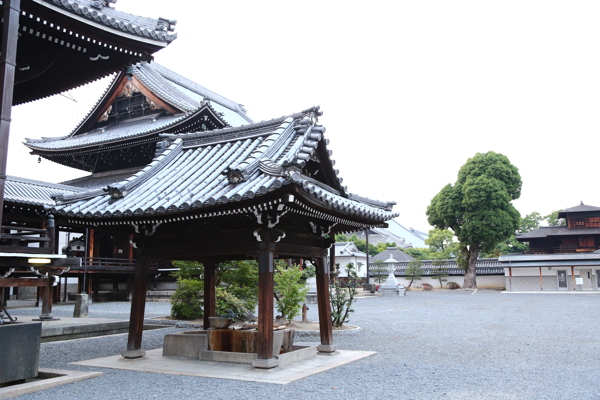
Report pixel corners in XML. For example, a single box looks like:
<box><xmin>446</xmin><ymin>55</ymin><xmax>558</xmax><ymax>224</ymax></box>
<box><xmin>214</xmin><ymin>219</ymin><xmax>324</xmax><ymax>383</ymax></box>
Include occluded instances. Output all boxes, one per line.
<box><xmin>51</xmin><ymin>109</ymin><xmax>398</xmax><ymax>224</ymax></box>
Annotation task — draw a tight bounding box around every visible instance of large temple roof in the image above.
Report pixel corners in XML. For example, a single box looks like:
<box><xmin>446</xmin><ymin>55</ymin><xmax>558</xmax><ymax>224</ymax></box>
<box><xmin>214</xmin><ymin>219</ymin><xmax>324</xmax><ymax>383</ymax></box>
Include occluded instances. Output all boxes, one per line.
<box><xmin>24</xmin><ymin>62</ymin><xmax>252</xmax><ymax>171</ymax></box>
<box><xmin>50</xmin><ymin>107</ymin><xmax>397</xmax><ymax>228</ymax></box>
<box><xmin>8</xmin><ymin>0</ymin><xmax>176</xmax><ymax>105</ymax></box>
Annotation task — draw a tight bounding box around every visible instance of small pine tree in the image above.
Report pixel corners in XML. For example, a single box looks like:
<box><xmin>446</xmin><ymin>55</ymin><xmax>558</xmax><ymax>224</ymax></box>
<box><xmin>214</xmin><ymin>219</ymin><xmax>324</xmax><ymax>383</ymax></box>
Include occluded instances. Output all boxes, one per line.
<box><xmin>330</xmin><ymin>263</ymin><xmax>360</xmax><ymax>327</ymax></box>
<box><xmin>405</xmin><ymin>259</ymin><xmax>423</xmax><ymax>288</ymax></box>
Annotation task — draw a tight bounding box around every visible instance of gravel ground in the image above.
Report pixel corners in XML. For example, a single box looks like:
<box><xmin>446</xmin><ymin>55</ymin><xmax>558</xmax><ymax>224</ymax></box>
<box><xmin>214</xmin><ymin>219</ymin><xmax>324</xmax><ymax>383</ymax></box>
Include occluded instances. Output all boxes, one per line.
<box><xmin>8</xmin><ymin>290</ymin><xmax>600</xmax><ymax>400</ymax></box>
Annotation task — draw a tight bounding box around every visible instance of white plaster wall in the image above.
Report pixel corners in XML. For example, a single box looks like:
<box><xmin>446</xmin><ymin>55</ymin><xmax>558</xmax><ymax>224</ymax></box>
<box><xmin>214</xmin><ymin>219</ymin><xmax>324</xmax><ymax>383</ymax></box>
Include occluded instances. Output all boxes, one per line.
<box><xmin>385</xmin><ymin>275</ymin><xmax>504</xmax><ymax>289</ymax></box>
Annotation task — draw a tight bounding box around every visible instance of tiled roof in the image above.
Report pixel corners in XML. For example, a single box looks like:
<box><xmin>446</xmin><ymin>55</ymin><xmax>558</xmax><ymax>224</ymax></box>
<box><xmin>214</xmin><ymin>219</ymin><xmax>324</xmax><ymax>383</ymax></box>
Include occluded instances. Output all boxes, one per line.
<box><xmin>385</xmin><ymin>258</ymin><xmax>504</xmax><ymax>276</ymax></box>
<box><xmin>50</xmin><ymin>108</ymin><xmax>398</xmax><ymax>225</ymax></box>
<box><xmin>24</xmin><ymin>62</ymin><xmax>252</xmax><ymax>152</ymax></box>
<box><xmin>558</xmin><ymin>203</ymin><xmax>600</xmax><ymax>218</ymax></box>
<box><xmin>371</xmin><ymin>248</ymin><xmax>414</xmax><ymax>262</ymax></box>
<box><xmin>335</xmin><ymin>242</ymin><xmax>367</xmax><ymax>257</ymax></box>
<box><xmin>516</xmin><ymin>226</ymin><xmax>600</xmax><ymax>240</ymax></box>
<box><xmin>44</xmin><ymin>0</ymin><xmax>177</xmax><ymax>44</ymax></box>
<box><xmin>5</xmin><ymin>176</ymin><xmax>84</xmax><ymax>207</ymax></box>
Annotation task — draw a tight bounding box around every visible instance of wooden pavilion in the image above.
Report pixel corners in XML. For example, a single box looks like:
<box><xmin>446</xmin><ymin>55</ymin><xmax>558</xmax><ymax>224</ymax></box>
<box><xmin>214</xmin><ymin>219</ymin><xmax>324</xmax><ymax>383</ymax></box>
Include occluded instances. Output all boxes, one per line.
<box><xmin>48</xmin><ymin>105</ymin><xmax>398</xmax><ymax>367</ymax></box>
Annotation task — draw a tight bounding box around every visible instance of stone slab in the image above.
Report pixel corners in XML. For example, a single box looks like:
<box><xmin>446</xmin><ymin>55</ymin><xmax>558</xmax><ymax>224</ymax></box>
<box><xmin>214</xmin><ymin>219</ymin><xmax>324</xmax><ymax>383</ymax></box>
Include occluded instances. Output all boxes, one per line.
<box><xmin>0</xmin><ymin>322</ymin><xmax>41</xmax><ymax>384</ymax></box>
<box><xmin>0</xmin><ymin>368</ymin><xmax>101</xmax><ymax>400</ymax></box>
<box><xmin>74</xmin><ymin>348</ymin><xmax>377</xmax><ymax>384</ymax></box>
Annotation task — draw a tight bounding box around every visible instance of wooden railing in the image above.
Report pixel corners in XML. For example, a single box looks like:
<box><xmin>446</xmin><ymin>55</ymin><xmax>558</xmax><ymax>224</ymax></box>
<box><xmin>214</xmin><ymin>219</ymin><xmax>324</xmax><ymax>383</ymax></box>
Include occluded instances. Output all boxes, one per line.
<box><xmin>0</xmin><ymin>225</ymin><xmax>55</xmax><ymax>254</ymax></box>
<box><xmin>70</xmin><ymin>258</ymin><xmax>167</xmax><ymax>273</ymax></box>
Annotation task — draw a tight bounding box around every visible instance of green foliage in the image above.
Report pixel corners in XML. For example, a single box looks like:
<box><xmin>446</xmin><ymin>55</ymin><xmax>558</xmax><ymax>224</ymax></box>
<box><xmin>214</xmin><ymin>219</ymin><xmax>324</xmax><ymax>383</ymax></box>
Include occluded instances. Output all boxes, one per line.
<box><xmin>274</xmin><ymin>264</ymin><xmax>309</xmax><ymax>322</ymax></box>
<box><xmin>374</xmin><ymin>242</ymin><xmax>398</xmax><ymax>254</ymax></box>
<box><xmin>370</xmin><ymin>260</ymin><xmax>388</xmax><ymax>284</ymax></box>
<box><xmin>217</xmin><ymin>260</ymin><xmax>259</xmax><ymax>311</ymax></box>
<box><xmin>425</xmin><ymin>228</ymin><xmax>458</xmax><ymax>258</ymax></box>
<box><xmin>335</xmin><ymin>233</ymin><xmax>380</xmax><ymax>256</ymax></box>
<box><xmin>405</xmin><ymin>259</ymin><xmax>424</xmax><ymax>288</ymax></box>
<box><xmin>215</xmin><ymin>287</ymin><xmax>248</xmax><ymax>321</ymax></box>
<box><xmin>330</xmin><ymin>263</ymin><xmax>360</xmax><ymax>327</ymax></box>
<box><xmin>170</xmin><ymin>260</ymin><xmax>204</xmax><ymax>280</ymax></box>
<box><xmin>403</xmin><ymin>247</ymin><xmax>430</xmax><ymax>260</ymax></box>
<box><xmin>545</xmin><ymin>210</ymin><xmax>565</xmax><ymax>226</ymax></box>
<box><xmin>430</xmin><ymin>262</ymin><xmax>449</xmax><ymax>288</ymax></box>
<box><xmin>170</xmin><ymin>279</ymin><xmax>204</xmax><ymax>320</ymax></box>
<box><xmin>426</xmin><ymin>151</ymin><xmax>522</xmax><ymax>288</ymax></box>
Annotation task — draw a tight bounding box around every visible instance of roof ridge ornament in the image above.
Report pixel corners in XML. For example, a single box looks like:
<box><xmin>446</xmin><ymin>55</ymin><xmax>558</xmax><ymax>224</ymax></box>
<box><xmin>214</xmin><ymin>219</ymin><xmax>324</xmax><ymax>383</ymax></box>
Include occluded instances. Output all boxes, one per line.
<box><xmin>91</xmin><ymin>0</ymin><xmax>116</xmax><ymax>10</ymax></box>
<box><xmin>222</xmin><ymin>167</ymin><xmax>248</xmax><ymax>184</ymax></box>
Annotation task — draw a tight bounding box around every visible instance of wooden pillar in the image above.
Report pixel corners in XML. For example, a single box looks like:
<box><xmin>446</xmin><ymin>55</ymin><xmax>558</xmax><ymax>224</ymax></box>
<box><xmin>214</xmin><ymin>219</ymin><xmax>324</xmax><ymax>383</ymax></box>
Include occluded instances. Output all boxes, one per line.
<box><xmin>508</xmin><ymin>267</ymin><xmax>512</xmax><ymax>292</ymax></box>
<box><xmin>315</xmin><ymin>256</ymin><xmax>336</xmax><ymax>353</ymax></box>
<box><xmin>203</xmin><ymin>260</ymin><xmax>216</xmax><ymax>329</ymax></box>
<box><xmin>0</xmin><ymin>0</ymin><xmax>20</xmax><ymax>227</ymax></box>
<box><xmin>571</xmin><ymin>266</ymin><xmax>576</xmax><ymax>290</ymax></box>
<box><xmin>539</xmin><ymin>267</ymin><xmax>543</xmax><ymax>290</ymax></box>
<box><xmin>122</xmin><ymin>246</ymin><xmax>148</xmax><ymax>359</ymax></box>
<box><xmin>36</xmin><ymin>275</ymin><xmax>57</xmax><ymax>320</ymax></box>
<box><xmin>252</xmin><ymin>242</ymin><xmax>278</xmax><ymax>369</ymax></box>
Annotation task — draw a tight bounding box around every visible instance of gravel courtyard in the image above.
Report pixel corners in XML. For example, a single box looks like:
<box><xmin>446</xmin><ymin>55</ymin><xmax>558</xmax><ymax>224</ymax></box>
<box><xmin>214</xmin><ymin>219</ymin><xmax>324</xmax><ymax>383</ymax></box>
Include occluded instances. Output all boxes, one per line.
<box><xmin>11</xmin><ymin>290</ymin><xmax>600</xmax><ymax>400</ymax></box>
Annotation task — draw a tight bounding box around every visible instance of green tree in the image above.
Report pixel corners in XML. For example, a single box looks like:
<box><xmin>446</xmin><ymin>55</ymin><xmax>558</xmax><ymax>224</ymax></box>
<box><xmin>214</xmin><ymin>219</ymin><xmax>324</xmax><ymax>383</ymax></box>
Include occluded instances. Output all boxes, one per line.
<box><xmin>405</xmin><ymin>259</ymin><xmax>423</xmax><ymax>288</ymax></box>
<box><xmin>545</xmin><ymin>210</ymin><xmax>565</xmax><ymax>226</ymax></box>
<box><xmin>425</xmin><ymin>228</ymin><xmax>458</xmax><ymax>259</ymax></box>
<box><xmin>217</xmin><ymin>260</ymin><xmax>259</xmax><ymax>311</ymax></box>
<box><xmin>330</xmin><ymin>263</ymin><xmax>360</xmax><ymax>327</ymax></box>
<box><xmin>430</xmin><ymin>258</ymin><xmax>449</xmax><ymax>288</ymax></box>
<box><xmin>370</xmin><ymin>260</ymin><xmax>388</xmax><ymax>285</ymax></box>
<box><xmin>427</xmin><ymin>151</ymin><xmax>522</xmax><ymax>289</ymax></box>
<box><xmin>274</xmin><ymin>264</ymin><xmax>309</xmax><ymax>322</ymax></box>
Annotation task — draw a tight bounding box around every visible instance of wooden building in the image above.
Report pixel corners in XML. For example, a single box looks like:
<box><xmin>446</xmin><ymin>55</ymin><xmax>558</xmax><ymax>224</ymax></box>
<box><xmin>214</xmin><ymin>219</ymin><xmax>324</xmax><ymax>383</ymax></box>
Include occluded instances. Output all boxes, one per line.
<box><xmin>0</xmin><ymin>0</ymin><xmax>175</xmax><ymax>316</ymax></box>
<box><xmin>499</xmin><ymin>203</ymin><xmax>600</xmax><ymax>291</ymax></box>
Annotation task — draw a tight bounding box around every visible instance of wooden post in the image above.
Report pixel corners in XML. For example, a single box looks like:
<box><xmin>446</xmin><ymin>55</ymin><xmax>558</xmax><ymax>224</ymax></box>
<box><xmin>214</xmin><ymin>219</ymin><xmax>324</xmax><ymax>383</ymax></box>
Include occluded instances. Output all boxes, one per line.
<box><xmin>35</xmin><ymin>275</ymin><xmax>57</xmax><ymax>320</ymax></box>
<box><xmin>315</xmin><ymin>256</ymin><xmax>336</xmax><ymax>353</ymax></box>
<box><xmin>571</xmin><ymin>266</ymin><xmax>576</xmax><ymax>290</ymax></box>
<box><xmin>0</xmin><ymin>0</ymin><xmax>20</xmax><ymax>227</ymax></box>
<box><xmin>122</xmin><ymin>245</ymin><xmax>149</xmax><ymax>359</ymax></box>
<box><xmin>252</xmin><ymin>239</ymin><xmax>278</xmax><ymax>369</ymax></box>
<box><xmin>203</xmin><ymin>260</ymin><xmax>216</xmax><ymax>329</ymax></box>
<box><xmin>539</xmin><ymin>266</ymin><xmax>543</xmax><ymax>290</ymax></box>
<box><xmin>508</xmin><ymin>267</ymin><xmax>512</xmax><ymax>292</ymax></box>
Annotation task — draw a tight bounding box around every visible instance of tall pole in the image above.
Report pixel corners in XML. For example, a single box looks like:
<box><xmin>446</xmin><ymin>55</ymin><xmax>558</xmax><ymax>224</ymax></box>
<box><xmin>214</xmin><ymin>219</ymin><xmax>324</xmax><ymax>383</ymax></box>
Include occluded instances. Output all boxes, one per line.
<box><xmin>365</xmin><ymin>229</ymin><xmax>370</xmax><ymax>286</ymax></box>
<box><xmin>0</xmin><ymin>0</ymin><xmax>21</xmax><ymax>227</ymax></box>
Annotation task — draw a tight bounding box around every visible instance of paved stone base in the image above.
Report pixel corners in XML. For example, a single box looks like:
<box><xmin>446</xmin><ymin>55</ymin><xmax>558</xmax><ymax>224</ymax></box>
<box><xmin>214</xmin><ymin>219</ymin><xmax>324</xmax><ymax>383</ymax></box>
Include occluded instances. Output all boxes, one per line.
<box><xmin>0</xmin><ymin>368</ymin><xmax>101</xmax><ymax>399</ymax></box>
<box><xmin>74</xmin><ymin>348</ymin><xmax>377</xmax><ymax>384</ymax></box>
<box><xmin>252</xmin><ymin>358</ymin><xmax>279</xmax><ymax>369</ymax></box>
<box><xmin>121</xmin><ymin>349</ymin><xmax>146</xmax><ymax>359</ymax></box>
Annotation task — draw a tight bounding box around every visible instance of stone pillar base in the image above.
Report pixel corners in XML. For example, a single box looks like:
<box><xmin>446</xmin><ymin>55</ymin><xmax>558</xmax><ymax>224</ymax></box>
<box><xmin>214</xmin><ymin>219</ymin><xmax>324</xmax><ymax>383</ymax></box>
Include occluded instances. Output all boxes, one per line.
<box><xmin>252</xmin><ymin>358</ymin><xmax>279</xmax><ymax>369</ymax></box>
<box><xmin>121</xmin><ymin>349</ymin><xmax>146</xmax><ymax>359</ymax></box>
<box><xmin>73</xmin><ymin>294</ymin><xmax>89</xmax><ymax>318</ymax></box>
<box><xmin>317</xmin><ymin>344</ymin><xmax>338</xmax><ymax>353</ymax></box>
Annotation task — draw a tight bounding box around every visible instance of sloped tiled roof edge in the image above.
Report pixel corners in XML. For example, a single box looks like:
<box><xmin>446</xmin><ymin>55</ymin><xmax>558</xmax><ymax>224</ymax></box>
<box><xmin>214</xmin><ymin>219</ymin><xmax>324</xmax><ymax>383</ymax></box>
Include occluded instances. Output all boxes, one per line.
<box><xmin>5</xmin><ymin>175</ymin><xmax>85</xmax><ymax>206</ymax></box>
<box><xmin>558</xmin><ymin>203</ymin><xmax>600</xmax><ymax>218</ymax></box>
<box><xmin>44</xmin><ymin>0</ymin><xmax>177</xmax><ymax>44</ymax></box>
<box><xmin>134</xmin><ymin>63</ymin><xmax>197</xmax><ymax>113</ymax></box>
<box><xmin>149</xmin><ymin>63</ymin><xmax>253</xmax><ymax>124</ymax></box>
<box><xmin>55</xmin><ymin>139</ymin><xmax>184</xmax><ymax>204</ymax></box>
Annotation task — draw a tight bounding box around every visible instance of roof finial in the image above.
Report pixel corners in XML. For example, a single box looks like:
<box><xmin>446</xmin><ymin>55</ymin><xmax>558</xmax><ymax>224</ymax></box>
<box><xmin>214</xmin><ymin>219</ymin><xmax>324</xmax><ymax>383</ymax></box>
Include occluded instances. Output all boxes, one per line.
<box><xmin>581</xmin><ymin>201</ymin><xmax>584</xmax><ymax>205</ymax></box>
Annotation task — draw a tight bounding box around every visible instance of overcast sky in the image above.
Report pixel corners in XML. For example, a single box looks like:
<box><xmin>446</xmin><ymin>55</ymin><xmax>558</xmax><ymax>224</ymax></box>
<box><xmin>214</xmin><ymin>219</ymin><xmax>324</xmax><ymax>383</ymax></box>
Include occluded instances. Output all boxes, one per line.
<box><xmin>7</xmin><ymin>1</ymin><xmax>600</xmax><ymax>240</ymax></box>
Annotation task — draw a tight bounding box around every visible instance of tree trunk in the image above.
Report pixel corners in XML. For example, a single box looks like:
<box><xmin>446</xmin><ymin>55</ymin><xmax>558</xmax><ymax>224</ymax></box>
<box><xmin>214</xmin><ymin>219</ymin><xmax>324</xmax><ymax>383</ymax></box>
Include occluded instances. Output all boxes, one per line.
<box><xmin>462</xmin><ymin>245</ymin><xmax>479</xmax><ymax>289</ymax></box>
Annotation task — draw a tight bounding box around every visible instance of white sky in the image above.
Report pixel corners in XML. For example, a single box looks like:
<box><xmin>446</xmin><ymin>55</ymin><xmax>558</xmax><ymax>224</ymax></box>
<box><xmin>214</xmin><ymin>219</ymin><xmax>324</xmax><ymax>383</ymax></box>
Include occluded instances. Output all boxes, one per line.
<box><xmin>7</xmin><ymin>0</ymin><xmax>600</xmax><ymax>235</ymax></box>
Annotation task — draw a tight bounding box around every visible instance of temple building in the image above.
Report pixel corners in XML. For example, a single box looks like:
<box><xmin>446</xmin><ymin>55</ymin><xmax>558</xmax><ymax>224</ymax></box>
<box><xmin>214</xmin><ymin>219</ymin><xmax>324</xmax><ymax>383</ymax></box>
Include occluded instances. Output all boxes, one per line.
<box><xmin>1</xmin><ymin>0</ymin><xmax>399</xmax><ymax>368</ymax></box>
<box><xmin>499</xmin><ymin>203</ymin><xmax>600</xmax><ymax>291</ymax></box>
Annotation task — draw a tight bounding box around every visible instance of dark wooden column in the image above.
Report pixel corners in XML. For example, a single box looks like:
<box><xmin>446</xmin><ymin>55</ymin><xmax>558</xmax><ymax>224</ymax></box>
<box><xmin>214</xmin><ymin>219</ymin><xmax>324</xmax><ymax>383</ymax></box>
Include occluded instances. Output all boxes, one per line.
<box><xmin>316</xmin><ymin>256</ymin><xmax>337</xmax><ymax>353</ymax></box>
<box><xmin>122</xmin><ymin>245</ymin><xmax>149</xmax><ymax>358</ymax></box>
<box><xmin>203</xmin><ymin>260</ymin><xmax>217</xmax><ymax>329</ymax></box>
<box><xmin>0</xmin><ymin>0</ymin><xmax>20</xmax><ymax>227</ymax></box>
<box><xmin>252</xmin><ymin>229</ymin><xmax>278</xmax><ymax>369</ymax></box>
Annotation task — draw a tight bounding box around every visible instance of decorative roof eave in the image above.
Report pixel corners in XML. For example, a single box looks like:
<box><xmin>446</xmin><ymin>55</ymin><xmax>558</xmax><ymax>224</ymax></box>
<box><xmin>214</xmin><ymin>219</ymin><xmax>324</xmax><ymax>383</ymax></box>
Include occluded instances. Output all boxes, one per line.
<box><xmin>33</xmin><ymin>0</ymin><xmax>177</xmax><ymax>46</ymax></box>
<box><xmin>25</xmin><ymin>105</ymin><xmax>219</xmax><ymax>154</ymax></box>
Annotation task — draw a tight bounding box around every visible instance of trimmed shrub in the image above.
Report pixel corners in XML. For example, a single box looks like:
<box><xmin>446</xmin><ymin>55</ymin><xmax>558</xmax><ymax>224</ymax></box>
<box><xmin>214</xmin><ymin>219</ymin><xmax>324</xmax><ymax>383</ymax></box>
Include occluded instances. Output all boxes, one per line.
<box><xmin>447</xmin><ymin>281</ymin><xmax>460</xmax><ymax>290</ymax></box>
<box><xmin>422</xmin><ymin>282</ymin><xmax>433</xmax><ymax>291</ymax></box>
<box><xmin>171</xmin><ymin>279</ymin><xmax>204</xmax><ymax>320</ymax></box>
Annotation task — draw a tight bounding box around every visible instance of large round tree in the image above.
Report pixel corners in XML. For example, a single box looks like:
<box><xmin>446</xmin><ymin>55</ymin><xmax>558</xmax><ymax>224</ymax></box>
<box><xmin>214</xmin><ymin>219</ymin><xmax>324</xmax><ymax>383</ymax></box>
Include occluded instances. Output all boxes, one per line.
<box><xmin>426</xmin><ymin>151</ymin><xmax>521</xmax><ymax>289</ymax></box>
